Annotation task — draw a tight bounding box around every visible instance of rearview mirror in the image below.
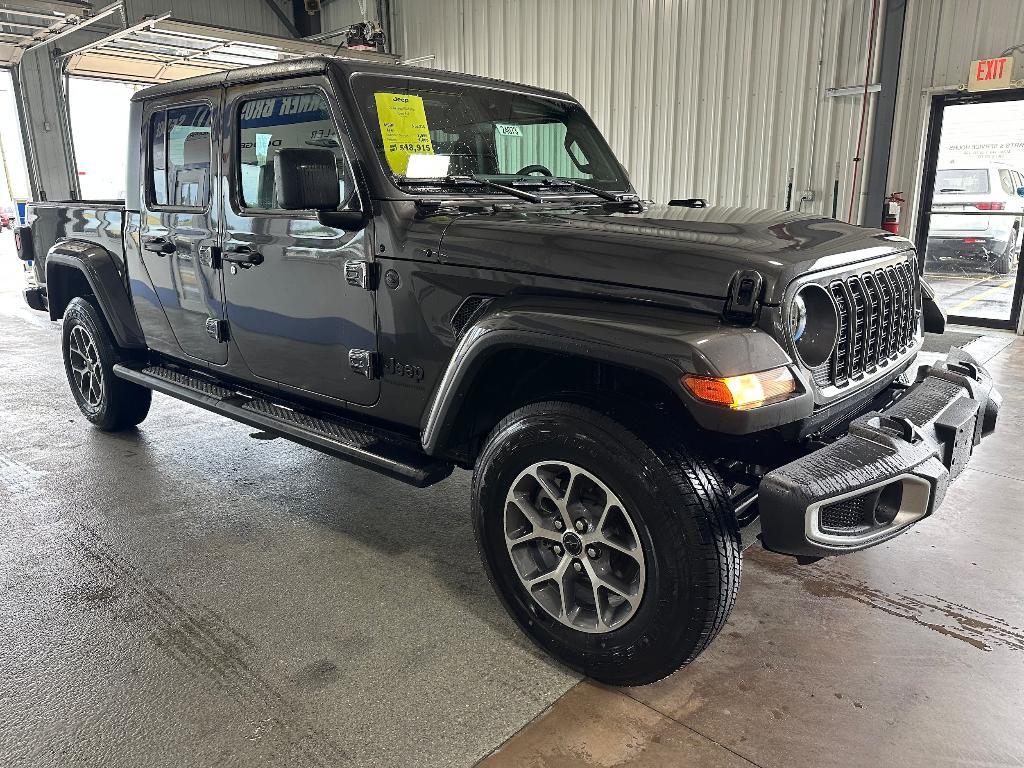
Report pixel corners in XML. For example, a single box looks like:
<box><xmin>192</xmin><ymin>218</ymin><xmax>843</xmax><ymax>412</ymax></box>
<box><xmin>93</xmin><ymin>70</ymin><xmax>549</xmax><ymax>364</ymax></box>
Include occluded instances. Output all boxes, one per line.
<box><xmin>274</xmin><ymin>148</ymin><xmax>341</xmax><ymax>211</ymax></box>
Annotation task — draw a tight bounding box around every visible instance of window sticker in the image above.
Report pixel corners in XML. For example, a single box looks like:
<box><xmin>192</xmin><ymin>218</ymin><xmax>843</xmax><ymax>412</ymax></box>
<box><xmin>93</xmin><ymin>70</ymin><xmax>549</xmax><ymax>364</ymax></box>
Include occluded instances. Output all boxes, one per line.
<box><xmin>495</xmin><ymin>123</ymin><xmax>522</xmax><ymax>138</ymax></box>
<box><xmin>374</xmin><ymin>92</ymin><xmax>434</xmax><ymax>175</ymax></box>
<box><xmin>406</xmin><ymin>153</ymin><xmax>450</xmax><ymax>178</ymax></box>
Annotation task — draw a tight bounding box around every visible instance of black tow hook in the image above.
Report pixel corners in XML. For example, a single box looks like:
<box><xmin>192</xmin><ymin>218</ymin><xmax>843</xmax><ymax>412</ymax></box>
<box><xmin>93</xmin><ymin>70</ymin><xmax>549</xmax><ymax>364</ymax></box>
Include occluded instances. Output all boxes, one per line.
<box><xmin>879</xmin><ymin>416</ymin><xmax>924</xmax><ymax>444</ymax></box>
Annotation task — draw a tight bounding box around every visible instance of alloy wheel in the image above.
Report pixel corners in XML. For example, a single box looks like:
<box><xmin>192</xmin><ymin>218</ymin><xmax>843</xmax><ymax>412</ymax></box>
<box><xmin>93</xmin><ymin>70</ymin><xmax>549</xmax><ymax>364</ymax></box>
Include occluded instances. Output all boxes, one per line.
<box><xmin>68</xmin><ymin>323</ymin><xmax>104</xmax><ymax>409</ymax></box>
<box><xmin>503</xmin><ymin>460</ymin><xmax>647</xmax><ymax>633</ymax></box>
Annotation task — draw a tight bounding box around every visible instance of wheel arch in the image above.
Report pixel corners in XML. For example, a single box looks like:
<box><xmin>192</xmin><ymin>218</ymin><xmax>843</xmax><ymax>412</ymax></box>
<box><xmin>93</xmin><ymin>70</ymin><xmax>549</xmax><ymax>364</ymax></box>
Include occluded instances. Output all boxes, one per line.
<box><xmin>421</xmin><ymin>300</ymin><xmax>711</xmax><ymax>461</ymax></box>
<box><xmin>46</xmin><ymin>242</ymin><xmax>146</xmax><ymax>349</ymax></box>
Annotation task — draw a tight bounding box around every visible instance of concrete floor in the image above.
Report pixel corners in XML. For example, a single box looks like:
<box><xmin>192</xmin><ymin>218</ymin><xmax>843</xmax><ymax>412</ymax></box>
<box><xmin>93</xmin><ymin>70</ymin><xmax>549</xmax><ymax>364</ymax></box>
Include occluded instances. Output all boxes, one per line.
<box><xmin>2</xmin><ymin>231</ymin><xmax>1023</xmax><ymax>767</ymax></box>
<box><xmin>927</xmin><ymin>270</ymin><xmax>1017</xmax><ymax>323</ymax></box>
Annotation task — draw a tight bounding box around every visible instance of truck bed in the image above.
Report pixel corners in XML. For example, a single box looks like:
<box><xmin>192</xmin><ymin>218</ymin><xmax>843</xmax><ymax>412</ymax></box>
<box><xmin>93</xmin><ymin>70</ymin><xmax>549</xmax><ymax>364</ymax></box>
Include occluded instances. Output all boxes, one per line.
<box><xmin>26</xmin><ymin>201</ymin><xmax>126</xmax><ymax>280</ymax></box>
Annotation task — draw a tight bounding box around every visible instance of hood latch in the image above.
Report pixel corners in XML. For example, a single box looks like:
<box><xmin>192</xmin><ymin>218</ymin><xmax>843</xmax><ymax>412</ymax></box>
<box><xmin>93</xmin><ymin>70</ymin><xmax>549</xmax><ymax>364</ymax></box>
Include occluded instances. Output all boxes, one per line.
<box><xmin>723</xmin><ymin>269</ymin><xmax>764</xmax><ymax>324</ymax></box>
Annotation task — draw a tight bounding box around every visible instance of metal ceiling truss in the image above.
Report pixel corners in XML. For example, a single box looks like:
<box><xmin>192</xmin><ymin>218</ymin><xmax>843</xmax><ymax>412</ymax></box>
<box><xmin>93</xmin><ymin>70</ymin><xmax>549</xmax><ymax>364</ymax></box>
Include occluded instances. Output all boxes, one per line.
<box><xmin>60</xmin><ymin>16</ymin><xmax>393</xmax><ymax>84</ymax></box>
<box><xmin>0</xmin><ymin>1</ymin><xmax>123</xmax><ymax>65</ymax></box>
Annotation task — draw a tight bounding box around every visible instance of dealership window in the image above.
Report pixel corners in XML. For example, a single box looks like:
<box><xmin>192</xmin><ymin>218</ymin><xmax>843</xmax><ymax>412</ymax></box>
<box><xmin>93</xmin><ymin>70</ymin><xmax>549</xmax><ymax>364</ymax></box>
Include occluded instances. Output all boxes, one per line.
<box><xmin>237</xmin><ymin>92</ymin><xmax>354</xmax><ymax>210</ymax></box>
<box><xmin>148</xmin><ymin>104</ymin><xmax>212</xmax><ymax>209</ymax></box>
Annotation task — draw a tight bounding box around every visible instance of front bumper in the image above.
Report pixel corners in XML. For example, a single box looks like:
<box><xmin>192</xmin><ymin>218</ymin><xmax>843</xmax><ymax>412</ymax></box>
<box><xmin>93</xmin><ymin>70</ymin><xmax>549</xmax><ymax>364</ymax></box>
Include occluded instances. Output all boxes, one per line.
<box><xmin>758</xmin><ymin>347</ymin><xmax>1000</xmax><ymax>558</ymax></box>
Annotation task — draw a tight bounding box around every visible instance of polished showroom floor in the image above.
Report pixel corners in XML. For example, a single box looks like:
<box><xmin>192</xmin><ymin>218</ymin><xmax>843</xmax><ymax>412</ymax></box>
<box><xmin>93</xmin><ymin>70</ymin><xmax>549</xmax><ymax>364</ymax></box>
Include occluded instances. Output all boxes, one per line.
<box><xmin>1</xmin><ymin>234</ymin><xmax>1021</xmax><ymax>767</ymax></box>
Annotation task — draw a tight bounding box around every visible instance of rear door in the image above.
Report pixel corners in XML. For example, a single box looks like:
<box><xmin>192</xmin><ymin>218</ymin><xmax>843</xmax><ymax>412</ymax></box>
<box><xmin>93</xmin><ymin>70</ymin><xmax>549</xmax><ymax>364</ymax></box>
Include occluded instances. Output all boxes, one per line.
<box><xmin>220</xmin><ymin>78</ymin><xmax>378</xmax><ymax>405</ymax></box>
<box><xmin>139</xmin><ymin>91</ymin><xmax>227</xmax><ymax>364</ymax></box>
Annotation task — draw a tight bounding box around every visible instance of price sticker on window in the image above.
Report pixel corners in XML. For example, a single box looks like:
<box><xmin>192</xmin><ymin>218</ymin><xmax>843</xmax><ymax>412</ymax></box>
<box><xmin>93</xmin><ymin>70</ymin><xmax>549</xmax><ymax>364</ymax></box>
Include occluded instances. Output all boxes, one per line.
<box><xmin>495</xmin><ymin>123</ymin><xmax>522</xmax><ymax>138</ymax></box>
<box><xmin>375</xmin><ymin>92</ymin><xmax>434</xmax><ymax>175</ymax></box>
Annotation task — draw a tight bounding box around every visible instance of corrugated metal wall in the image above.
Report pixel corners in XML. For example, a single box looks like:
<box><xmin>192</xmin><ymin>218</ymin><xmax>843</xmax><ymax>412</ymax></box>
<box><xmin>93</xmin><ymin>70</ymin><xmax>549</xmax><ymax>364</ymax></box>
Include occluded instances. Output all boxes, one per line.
<box><xmin>322</xmin><ymin>0</ymin><xmax>375</xmax><ymax>31</ymax></box>
<box><xmin>123</xmin><ymin>0</ymin><xmax>291</xmax><ymax>35</ymax></box>
<box><xmin>889</xmin><ymin>0</ymin><xmax>1024</xmax><ymax>236</ymax></box>
<box><xmin>388</xmin><ymin>0</ymin><xmax>882</xmax><ymax>218</ymax></box>
<box><xmin>388</xmin><ymin>0</ymin><xmax>1024</xmax><ymax>232</ymax></box>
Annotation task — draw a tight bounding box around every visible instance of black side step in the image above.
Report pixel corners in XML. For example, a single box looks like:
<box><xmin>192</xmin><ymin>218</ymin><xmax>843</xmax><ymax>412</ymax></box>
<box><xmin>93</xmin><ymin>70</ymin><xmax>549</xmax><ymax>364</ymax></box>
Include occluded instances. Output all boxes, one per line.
<box><xmin>113</xmin><ymin>364</ymin><xmax>453</xmax><ymax>488</ymax></box>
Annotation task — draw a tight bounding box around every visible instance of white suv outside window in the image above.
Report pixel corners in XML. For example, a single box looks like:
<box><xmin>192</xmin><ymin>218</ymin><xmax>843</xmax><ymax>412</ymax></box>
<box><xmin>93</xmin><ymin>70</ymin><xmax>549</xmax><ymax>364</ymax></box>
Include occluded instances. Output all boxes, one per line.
<box><xmin>927</xmin><ymin>162</ymin><xmax>1024</xmax><ymax>274</ymax></box>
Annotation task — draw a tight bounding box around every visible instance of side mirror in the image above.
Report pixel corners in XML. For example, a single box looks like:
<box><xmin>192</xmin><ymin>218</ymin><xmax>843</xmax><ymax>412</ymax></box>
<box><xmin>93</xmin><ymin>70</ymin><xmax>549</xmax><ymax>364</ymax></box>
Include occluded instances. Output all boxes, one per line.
<box><xmin>274</xmin><ymin>148</ymin><xmax>341</xmax><ymax>211</ymax></box>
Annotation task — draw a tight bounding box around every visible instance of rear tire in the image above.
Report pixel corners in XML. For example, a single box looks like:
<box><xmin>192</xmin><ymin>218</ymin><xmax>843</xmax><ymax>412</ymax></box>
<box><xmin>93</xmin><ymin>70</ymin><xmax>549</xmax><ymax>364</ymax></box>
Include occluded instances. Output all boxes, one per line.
<box><xmin>62</xmin><ymin>296</ymin><xmax>151</xmax><ymax>431</ymax></box>
<box><xmin>995</xmin><ymin>232</ymin><xmax>1018</xmax><ymax>274</ymax></box>
<box><xmin>472</xmin><ymin>401</ymin><xmax>741</xmax><ymax>686</ymax></box>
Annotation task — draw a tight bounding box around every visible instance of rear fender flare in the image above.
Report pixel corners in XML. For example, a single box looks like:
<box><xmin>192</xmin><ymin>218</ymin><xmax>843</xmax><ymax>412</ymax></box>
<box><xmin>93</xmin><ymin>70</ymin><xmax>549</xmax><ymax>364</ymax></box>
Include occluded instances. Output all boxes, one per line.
<box><xmin>46</xmin><ymin>241</ymin><xmax>146</xmax><ymax>349</ymax></box>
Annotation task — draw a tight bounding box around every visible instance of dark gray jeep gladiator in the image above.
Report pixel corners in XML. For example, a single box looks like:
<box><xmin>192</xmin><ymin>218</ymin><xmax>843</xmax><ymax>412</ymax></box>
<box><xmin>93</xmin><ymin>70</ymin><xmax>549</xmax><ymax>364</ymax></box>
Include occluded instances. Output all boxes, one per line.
<box><xmin>15</xmin><ymin>57</ymin><xmax>1000</xmax><ymax>685</ymax></box>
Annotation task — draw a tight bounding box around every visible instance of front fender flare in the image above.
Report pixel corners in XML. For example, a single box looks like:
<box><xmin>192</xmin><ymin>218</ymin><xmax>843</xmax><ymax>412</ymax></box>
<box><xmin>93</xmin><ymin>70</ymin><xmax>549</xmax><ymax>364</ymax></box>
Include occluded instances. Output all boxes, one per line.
<box><xmin>420</xmin><ymin>297</ymin><xmax>810</xmax><ymax>453</ymax></box>
<box><xmin>46</xmin><ymin>241</ymin><xmax>146</xmax><ymax>349</ymax></box>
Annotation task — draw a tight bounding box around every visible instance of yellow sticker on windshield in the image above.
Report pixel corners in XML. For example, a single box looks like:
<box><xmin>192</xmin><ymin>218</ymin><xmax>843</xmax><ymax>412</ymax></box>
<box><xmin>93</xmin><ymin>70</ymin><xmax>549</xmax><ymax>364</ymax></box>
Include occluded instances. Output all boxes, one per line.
<box><xmin>374</xmin><ymin>92</ymin><xmax>434</xmax><ymax>175</ymax></box>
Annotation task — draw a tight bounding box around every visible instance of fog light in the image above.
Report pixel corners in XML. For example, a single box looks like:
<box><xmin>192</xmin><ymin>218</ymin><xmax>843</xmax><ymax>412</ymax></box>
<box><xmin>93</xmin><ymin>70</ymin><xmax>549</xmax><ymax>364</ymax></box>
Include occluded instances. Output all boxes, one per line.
<box><xmin>682</xmin><ymin>366</ymin><xmax>797</xmax><ymax>410</ymax></box>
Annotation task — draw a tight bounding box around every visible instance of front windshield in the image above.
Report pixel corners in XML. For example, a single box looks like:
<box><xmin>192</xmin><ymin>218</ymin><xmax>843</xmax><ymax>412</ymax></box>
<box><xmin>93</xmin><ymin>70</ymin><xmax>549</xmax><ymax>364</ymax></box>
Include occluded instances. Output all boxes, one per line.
<box><xmin>353</xmin><ymin>74</ymin><xmax>629</xmax><ymax>192</ymax></box>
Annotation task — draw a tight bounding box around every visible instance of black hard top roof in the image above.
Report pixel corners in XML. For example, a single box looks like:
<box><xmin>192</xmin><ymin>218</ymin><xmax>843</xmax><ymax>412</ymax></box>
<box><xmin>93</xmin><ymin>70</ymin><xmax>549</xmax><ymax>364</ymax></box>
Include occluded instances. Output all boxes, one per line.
<box><xmin>131</xmin><ymin>55</ymin><xmax>570</xmax><ymax>103</ymax></box>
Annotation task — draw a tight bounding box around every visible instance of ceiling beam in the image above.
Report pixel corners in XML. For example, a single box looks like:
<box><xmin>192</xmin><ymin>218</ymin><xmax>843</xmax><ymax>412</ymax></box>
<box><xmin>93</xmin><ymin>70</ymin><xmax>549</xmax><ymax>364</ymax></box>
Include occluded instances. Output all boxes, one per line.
<box><xmin>261</xmin><ymin>0</ymin><xmax>301</xmax><ymax>39</ymax></box>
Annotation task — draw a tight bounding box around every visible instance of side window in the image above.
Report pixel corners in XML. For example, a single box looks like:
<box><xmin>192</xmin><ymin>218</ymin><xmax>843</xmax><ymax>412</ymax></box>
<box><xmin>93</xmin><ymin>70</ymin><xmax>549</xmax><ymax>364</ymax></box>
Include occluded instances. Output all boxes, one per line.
<box><xmin>999</xmin><ymin>169</ymin><xmax>1016</xmax><ymax>195</ymax></box>
<box><xmin>148</xmin><ymin>104</ymin><xmax>212</xmax><ymax>209</ymax></box>
<box><xmin>237</xmin><ymin>92</ymin><xmax>354</xmax><ymax>210</ymax></box>
<box><xmin>1012</xmin><ymin>170</ymin><xmax>1024</xmax><ymax>194</ymax></box>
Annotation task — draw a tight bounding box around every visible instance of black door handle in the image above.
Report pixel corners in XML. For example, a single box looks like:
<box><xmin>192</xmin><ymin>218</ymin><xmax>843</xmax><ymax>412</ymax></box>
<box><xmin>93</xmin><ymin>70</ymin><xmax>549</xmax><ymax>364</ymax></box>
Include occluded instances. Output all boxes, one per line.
<box><xmin>222</xmin><ymin>246</ymin><xmax>264</xmax><ymax>268</ymax></box>
<box><xmin>143</xmin><ymin>237</ymin><xmax>175</xmax><ymax>255</ymax></box>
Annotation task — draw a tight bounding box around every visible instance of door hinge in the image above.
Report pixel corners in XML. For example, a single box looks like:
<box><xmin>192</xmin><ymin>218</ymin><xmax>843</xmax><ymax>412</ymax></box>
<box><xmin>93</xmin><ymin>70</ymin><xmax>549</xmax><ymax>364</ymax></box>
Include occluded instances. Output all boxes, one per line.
<box><xmin>348</xmin><ymin>349</ymin><xmax>379</xmax><ymax>379</ymax></box>
<box><xmin>344</xmin><ymin>259</ymin><xmax>377</xmax><ymax>289</ymax></box>
<box><xmin>205</xmin><ymin>317</ymin><xmax>228</xmax><ymax>342</ymax></box>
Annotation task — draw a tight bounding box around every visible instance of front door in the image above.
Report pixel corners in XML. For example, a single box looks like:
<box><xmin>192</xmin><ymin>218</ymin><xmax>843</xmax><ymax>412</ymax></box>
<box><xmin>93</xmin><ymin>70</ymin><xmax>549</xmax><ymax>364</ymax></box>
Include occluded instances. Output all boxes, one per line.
<box><xmin>221</xmin><ymin>80</ymin><xmax>378</xmax><ymax>406</ymax></box>
<box><xmin>139</xmin><ymin>92</ymin><xmax>226</xmax><ymax>363</ymax></box>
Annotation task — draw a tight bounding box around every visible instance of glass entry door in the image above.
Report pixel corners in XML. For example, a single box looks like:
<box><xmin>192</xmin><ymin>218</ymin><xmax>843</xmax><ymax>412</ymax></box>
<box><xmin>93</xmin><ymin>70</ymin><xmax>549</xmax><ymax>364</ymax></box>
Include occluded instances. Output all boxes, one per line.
<box><xmin>917</xmin><ymin>92</ymin><xmax>1024</xmax><ymax>330</ymax></box>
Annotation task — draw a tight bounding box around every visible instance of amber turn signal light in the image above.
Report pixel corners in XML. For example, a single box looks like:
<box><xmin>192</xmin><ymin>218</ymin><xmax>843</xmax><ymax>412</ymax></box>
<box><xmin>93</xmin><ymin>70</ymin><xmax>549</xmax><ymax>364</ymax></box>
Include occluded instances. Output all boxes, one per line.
<box><xmin>682</xmin><ymin>367</ymin><xmax>797</xmax><ymax>410</ymax></box>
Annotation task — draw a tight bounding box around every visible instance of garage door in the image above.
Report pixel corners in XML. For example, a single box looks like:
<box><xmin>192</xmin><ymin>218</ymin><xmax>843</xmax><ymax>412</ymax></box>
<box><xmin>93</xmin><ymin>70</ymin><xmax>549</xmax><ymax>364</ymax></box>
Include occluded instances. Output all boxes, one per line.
<box><xmin>60</xmin><ymin>16</ymin><xmax>395</xmax><ymax>84</ymax></box>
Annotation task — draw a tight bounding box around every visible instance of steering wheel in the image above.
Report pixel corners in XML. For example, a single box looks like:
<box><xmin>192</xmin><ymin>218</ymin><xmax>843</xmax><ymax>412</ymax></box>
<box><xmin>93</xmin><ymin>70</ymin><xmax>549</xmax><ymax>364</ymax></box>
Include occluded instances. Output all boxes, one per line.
<box><xmin>515</xmin><ymin>164</ymin><xmax>554</xmax><ymax>177</ymax></box>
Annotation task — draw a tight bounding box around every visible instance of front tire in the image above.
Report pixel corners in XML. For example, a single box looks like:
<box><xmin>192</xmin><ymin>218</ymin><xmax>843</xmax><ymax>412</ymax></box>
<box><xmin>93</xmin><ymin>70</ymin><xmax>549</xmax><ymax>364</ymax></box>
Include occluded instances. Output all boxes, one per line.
<box><xmin>472</xmin><ymin>401</ymin><xmax>740</xmax><ymax>686</ymax></box>
<box><xmin>62</xmin><ymin>296</ymin><xmax>151</xmax><ymax>431</ymax></box>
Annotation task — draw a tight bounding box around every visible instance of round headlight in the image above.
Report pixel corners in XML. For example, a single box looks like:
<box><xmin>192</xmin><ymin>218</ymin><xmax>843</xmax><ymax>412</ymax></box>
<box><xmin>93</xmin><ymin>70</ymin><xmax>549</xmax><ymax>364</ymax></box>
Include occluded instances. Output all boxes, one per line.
<box><xmin>789</xmin><ymin>293</ymin><xmax>808</xmax><ymax>342</ymax></box>
<box><xmin>789</xmin><ymin>284</ymin><xmax>838</xmax><ymax>368</ymax></box>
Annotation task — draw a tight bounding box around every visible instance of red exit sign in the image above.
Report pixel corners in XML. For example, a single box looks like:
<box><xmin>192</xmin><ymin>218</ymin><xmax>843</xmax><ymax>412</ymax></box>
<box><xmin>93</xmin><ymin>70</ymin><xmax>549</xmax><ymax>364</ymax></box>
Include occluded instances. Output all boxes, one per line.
<box><xmin>968</xmin><ymin>56</ymin><xmax>1014</xmax><ymax>92</ymax></box>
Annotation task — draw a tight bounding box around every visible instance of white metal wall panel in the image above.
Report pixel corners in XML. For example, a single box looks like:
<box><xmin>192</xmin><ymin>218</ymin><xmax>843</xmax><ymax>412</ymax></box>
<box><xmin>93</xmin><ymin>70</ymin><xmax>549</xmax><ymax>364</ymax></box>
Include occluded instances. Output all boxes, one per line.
<box><xmin>321</xmin><ymin>0</ymin><xmax>375</xmax><ymax>31</ymax></box>
<box><xmin>889</xmin><ymin>0</ymin><xmax>1024</xmax><ymax>237</ymax></box>
<box><xmin>123</xmin><ymin>0</ymin><xmax>292</xmax><ymax>37</ymax></box>
<box><xmin>389</xmin><ymin>0</ymin><xmax>880</xmax><ymax>217</ymax></box>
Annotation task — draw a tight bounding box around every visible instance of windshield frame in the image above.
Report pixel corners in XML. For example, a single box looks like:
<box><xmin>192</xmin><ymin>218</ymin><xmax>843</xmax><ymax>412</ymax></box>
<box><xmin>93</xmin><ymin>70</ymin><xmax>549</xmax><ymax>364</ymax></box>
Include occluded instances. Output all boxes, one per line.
<box><xmin>348</xmin><ymin>71</ymin><xmax>633</xmax><ymax>200</ymax></box>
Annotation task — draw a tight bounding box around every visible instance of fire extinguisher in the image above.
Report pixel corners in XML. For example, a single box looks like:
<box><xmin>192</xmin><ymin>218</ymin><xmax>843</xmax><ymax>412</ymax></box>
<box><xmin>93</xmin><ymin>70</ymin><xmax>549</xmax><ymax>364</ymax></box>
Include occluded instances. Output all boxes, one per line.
<box><xmin>882</xmin><ymin>192</ymin><xmax>904</xmax><ymax>234</ymax></box>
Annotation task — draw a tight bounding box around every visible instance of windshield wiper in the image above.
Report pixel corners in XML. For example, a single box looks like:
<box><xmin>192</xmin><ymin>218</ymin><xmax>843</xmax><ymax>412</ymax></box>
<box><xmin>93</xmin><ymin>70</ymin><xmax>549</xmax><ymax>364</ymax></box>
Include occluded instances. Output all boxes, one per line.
<box><xmin>938</xmin><ymin>187</ymin><xmax>966</xmax><ymax>193</ymax></box>
<box><xmin>527</xmin><ymin>177</ymin><xmax>637</xmax><ymax>203</ymax></box>
<box><xmin>398</xmin><ymin>175</ymin><xmax>542</xmax><ymax>203</ymax></box>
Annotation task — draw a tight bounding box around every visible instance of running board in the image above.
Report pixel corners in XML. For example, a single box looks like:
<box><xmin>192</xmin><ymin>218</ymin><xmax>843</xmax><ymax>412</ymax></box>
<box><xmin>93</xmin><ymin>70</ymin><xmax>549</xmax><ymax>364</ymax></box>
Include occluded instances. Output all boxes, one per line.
<box><xmin>112</xmin><ymin>363</ymin><xmax>453</xmax><ymax>488</ymax></box>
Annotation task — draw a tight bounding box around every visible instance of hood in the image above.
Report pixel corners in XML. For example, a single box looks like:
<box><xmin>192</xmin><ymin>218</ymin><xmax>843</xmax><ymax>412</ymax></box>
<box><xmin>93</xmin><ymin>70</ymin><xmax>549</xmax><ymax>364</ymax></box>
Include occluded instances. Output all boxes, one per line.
<box><xmin>438</xmin><ymin>203</ymin><xmax>913</xmax><ymax>304</ymax></box>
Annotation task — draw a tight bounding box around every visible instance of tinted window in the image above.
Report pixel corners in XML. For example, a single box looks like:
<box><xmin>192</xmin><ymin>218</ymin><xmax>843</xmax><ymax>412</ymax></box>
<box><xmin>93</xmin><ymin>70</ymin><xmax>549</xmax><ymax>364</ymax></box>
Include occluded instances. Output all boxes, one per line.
<box><xmin>238</xmin><ymin>93</ymin><xmax>354</xmax><ymax>210</ymax></box>
<box><xmin>149</xmin><ymin>104</ymin><xmax>212</xmax><ymax>209</ymax></box>
<box><xmin>934</xmin><ymin>169</ymin><xmax>990</xmax><ymax>195</ymax></box>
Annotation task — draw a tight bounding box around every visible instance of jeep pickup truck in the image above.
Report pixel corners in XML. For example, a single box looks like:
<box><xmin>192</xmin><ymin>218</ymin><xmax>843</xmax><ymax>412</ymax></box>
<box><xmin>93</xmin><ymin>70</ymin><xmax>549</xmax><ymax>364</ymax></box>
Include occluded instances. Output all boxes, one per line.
<box><xmin>15</xmin><ymin>57</ymin><xmax>1000</xmax><ymax>686</ymax></box>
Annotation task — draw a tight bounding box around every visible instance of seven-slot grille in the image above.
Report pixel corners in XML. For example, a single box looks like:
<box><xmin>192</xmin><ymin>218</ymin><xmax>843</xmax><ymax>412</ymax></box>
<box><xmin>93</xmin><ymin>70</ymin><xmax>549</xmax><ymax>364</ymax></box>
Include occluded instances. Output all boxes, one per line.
<box><xmin>821</xmin><ymin>260</ymin><xmax>918</xmax><ymax>388</ymax></box>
